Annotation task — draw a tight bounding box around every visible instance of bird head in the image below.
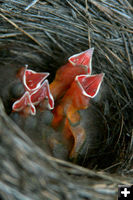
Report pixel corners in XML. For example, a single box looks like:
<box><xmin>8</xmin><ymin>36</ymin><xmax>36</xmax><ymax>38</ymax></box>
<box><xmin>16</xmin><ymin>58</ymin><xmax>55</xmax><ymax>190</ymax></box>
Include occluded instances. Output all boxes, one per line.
<box><xmin>12</xmin><ymin>91</ymin><xmax>36</xmax><ymax>116</ymax></box>
<box><xmin>66</xmin><ymin>73</ymin><xmax>105</xmax><ymax>111</ymax></box>
<box><xmin>69</xmin><ymin>48</ymin><xmax>94</xmax><ymax>74</ymax></box>
<box><xmin>23</xmin><ymin>66</ymin><xmax>49</xmax><ymax>92</ymax></box>
<box><xmin>50</xmin><ymin>48</ymin><xmax>94</xmax><ymax>100</ymax></box>
<box><xmin>12</xmin><ymin>66</ymin><xmax>54</xmax><ymax>115</ymax></box>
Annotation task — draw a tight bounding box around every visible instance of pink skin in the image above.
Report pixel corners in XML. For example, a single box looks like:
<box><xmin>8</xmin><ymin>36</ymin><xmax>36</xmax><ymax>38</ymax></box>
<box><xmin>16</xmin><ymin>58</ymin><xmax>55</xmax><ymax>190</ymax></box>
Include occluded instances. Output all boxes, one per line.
<box><xmin>69</xmin><ymin>73</ymin><xmax>105</xmax><ymax>158</ymax></box>
<box><xmin>12</xmin><ymin>48</ymin><xmax>95</xmax><ymax>115</ymax></box>
<box><xmin>52</xmin><ymin>73</ymin><xmax>105</xmax><ymax>127</ymax></box>
<box><xmin>12</xmin><ymin>66</ymin><xmax>54</xmax><ymax>115</ymax></box>
<box><xmin>52</xmin><ymin>73</ymin><xmax>105</xmax><ymax>158</ymax></box>
<box><xmin>50</xmin><ymin>48</ymin><xmax>94</xmax><ymax>100</ymax></box>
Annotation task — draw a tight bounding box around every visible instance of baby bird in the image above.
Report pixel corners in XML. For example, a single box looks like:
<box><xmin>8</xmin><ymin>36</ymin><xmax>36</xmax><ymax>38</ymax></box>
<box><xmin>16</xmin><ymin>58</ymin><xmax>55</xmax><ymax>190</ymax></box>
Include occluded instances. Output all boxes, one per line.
<box><xmin>52</xmin><ymin>73</ymin><xmax>104</xmax><ymax>159</ymax></box>
<box><xmin>50</xmin><ymin>48</ymin><xmax>94</xmax><ymax>100</ymax></box>
<box><xmin>12</xmin><ymin>66</ymin><xmax>54</xmax><ymax>116</ymax></box>
<box><xmin>52</xmin><ymin>74</ymin><xmax>104</xmax><ymax>126</ymax></box>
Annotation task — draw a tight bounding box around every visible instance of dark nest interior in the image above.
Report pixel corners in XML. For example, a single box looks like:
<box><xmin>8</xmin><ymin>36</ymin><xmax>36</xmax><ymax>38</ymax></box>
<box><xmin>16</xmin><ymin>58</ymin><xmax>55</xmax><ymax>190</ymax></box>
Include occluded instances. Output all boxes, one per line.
<box><xmin>0</xmin><ymin>0</ymin><xmax>133</xmax><ymax>199</ymax></box>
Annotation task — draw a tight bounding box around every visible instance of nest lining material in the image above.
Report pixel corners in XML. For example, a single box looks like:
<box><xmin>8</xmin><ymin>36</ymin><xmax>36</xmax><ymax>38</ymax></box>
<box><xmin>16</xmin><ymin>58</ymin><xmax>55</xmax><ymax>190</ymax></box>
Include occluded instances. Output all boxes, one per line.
<box><xmin>0</xmin><ymin>0</ymin><xmax>133</xmax><ymax>199</ymax></box>
<box><xmin>0</xmin><ymin>99</ymin><xmax>133</xmax><ymax>200</ymax></box>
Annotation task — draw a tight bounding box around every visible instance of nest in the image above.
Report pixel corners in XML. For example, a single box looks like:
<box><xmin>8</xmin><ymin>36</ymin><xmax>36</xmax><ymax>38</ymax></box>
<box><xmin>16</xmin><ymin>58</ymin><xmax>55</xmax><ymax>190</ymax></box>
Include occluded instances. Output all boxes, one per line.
<box><xmin>0</xmin><ymin>0</ymin><xmax>133</xmax><ymax>199</ymax></box>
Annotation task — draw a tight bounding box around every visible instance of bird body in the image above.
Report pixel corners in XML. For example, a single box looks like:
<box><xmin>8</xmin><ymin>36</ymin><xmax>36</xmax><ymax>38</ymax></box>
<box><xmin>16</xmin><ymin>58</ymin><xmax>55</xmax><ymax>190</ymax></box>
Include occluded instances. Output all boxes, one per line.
<box><xmin>4</xmin><ymin>47</ymin><xmax>106</xmax><ymax>165</ymax></box>
<box><xmin>52</xmin><ymin>73</ymin><xmax>104</xmax><ymax>127</ymax></box>
<box><xmin>52</xmin><ymin>73</ymin><xmax>104</xmax><ymax>159</ymax></box>
<box><xmin>50</xmin><ymin>63</ymin><xmax>87</xmax><ymax>100</ymax></box>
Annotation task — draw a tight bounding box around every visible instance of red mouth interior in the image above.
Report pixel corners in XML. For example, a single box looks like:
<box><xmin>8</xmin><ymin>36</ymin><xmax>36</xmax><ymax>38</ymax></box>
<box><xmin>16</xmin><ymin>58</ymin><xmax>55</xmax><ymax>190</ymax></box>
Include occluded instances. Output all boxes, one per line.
<box><xmin>69</xmin><ymin>49</ymin><xmax>93</xmax><ymax>74</ymax></box>
<box><xmin>77</xmin><ymin>74</ymin><xmax>103</xmax><ymax>97</ymax></box>
<box><xmin>25</xmin><ymin>70</ymin><xmax>48</xmax><ymax>90</ymax></box>
<box><xmin>31</xmin><ymin>80</ymin><xmax>54</xmax><ymax>109</ymax></box>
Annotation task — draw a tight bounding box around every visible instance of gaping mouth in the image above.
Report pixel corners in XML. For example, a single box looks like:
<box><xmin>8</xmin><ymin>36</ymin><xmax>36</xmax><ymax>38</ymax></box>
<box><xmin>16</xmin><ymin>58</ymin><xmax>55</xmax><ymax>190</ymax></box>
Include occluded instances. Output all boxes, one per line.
<box><xmin>23</xmin><ymin>65</ymin><xmax>49</xmax><ymax>91</ymax></box>
<box><xmin>69</xmin><ymin>48</ymin><xmax>94</xmax><ymax>74</ymax></box>
<box><xmin>76</xmin><ymin>73</ymin><xmax>105</xmax><ymax>98</ymax></box>
<box><xmin>12</xmin><ymin>91</ymin><xmax>36</xmax><ymax>115</ymax></box>
<box><xmin>31</xmin><ymin>80</ymin><xmax>54</xmax><ymax>110</ymax></box>
<box><xmin>12</xmin><ymin>66</ymin><xmax>54</xmax><ymax>115</ymax></box>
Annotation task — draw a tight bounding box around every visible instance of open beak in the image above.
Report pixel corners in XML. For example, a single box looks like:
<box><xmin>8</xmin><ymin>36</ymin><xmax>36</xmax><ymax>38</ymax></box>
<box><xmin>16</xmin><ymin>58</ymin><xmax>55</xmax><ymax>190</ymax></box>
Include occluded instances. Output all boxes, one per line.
<box><xmin>13</xmin><ymin>66</ymin><xmax>54</xmax><ymax>115</ymax></box>
<box><xmin>50</xmin><ymin>48</ymin><xmax>94</xmax><ymax>100</ymax></box>
<box><xmin>23</xmin><ymin>68</ymin><xmax>49</xmax><ymax>92</ymax></box>
<box><xmin>76</xmin><ymin>73</ymin><xmax>105</xmax><ymax>98</ymax></box>
<box><xmin>12</xmin><ymin>91</ymin><xmax>36</xmax><ymax>115</ymax></box>
<box><xmin>31</xmin><ymin>80</ymin><xmax>54</xmax><ymax>110</ymax></box>
<box><xmin>69</xmin><ymin>48</ymin><xmax>94</xmax><ymax>74</ymax></box>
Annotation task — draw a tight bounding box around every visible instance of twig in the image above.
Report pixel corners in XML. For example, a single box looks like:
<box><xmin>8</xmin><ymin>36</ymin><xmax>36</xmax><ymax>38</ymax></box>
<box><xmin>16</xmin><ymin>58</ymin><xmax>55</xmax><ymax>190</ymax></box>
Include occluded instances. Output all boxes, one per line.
<box><xmin>45</xmin><ymin>31</ymin><xmax>66</xmax><ymax>52</ymax></box>
<box><xmin>0</xmin><ymin>11</ymin><xmax>43</xmax><ymax>48</ymax></box>
<box><xmin>47</xmin><ymin>156</ymin><xmax>125</xmax><ymax>184</ymax></box>
<box><xmin>25</xmin><ymin>0</ymin><xmax>40</xmax><ymax>11</ymax></box>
